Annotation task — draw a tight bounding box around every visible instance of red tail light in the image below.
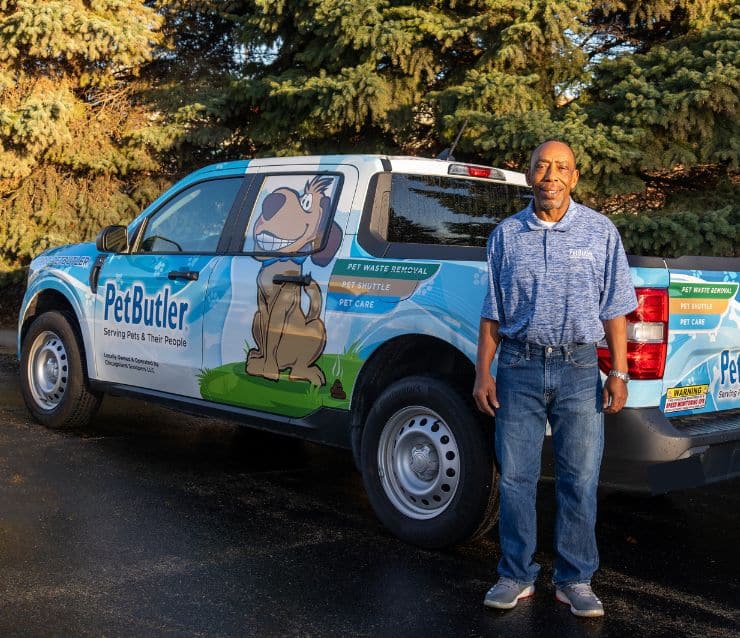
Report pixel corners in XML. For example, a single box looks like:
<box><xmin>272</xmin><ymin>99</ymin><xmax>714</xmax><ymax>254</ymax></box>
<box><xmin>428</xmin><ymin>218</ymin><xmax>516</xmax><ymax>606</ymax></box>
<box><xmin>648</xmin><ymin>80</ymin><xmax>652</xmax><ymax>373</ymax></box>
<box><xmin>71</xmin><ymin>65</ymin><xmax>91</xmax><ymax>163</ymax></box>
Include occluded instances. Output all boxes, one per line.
<box><xmin>597</xmin><ymin>287</ymin><xmax>668</xmax><ymax>380</ymax></box>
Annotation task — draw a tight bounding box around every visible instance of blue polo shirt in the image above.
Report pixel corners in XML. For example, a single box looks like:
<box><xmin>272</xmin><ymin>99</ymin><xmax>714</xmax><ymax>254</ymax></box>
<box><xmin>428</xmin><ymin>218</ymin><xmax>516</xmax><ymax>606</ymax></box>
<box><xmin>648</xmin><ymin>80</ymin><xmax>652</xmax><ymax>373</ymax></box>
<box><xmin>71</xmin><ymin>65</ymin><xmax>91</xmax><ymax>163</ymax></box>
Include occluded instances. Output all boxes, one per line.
<box><xmin>481</xmin><ymin>199</ymin><xmax>637</xmax><ymax>345</ymax></box>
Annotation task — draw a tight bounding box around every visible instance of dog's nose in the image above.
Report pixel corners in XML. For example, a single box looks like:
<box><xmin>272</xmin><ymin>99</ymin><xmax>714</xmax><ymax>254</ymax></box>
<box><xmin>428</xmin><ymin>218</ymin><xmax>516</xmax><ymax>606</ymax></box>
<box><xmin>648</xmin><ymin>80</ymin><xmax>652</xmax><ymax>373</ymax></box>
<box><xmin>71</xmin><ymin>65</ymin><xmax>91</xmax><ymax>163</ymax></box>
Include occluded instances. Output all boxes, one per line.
<box><xmin>262</xmin><ymin>192</ymin><xmax>286</xmax><ymax>220</ymax></box>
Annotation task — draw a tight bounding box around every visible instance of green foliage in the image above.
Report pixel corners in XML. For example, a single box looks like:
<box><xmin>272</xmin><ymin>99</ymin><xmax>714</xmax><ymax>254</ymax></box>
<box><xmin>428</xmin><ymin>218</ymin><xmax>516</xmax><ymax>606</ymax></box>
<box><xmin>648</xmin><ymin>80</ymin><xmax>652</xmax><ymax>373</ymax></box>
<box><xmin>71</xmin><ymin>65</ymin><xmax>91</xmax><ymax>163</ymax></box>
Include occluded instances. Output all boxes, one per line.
<box><xmin>197</xmin><ymin>0</ymin><xmax>738</xmax><ymax>206</ymax></box>
<box><xmin>0</xmin><ymin>167</ymin><xmax>168</xmax><ymax>266</ymax></box>
<box><xmin>217</xmin><ymin>0</ymin><xmax>599</xmax><ymax>155</ymax></box>
<box><xmin>587</xmin><ymin>0</ymin><xmax>733</xmax><ymax>46</ymax></box>
<box><xmin>0</xmin><ymin>1</ymin><xmax>165</xmax><ymax>271</ymax></box>
<box><xmin>587</xmin><ymin>15</ymin><xmax>739</xmax><ymax>172</ymax></box>
<box><xmin>452</xmin><ymin>5</ymin><xmax>739</xmax><ymax>198</ymax></box>
<box><xmin>0</xmin><ymin>0</ymin><xmax>738</xmax><ymax>276</ymax></box>
<box><xmin>141</xmin><ymin>0</ymin><xmax>245</xmax><ymax>166</ymax></box>
<box><xmin>612</xmin><ymin>205</ymin><xmax>738</xmax><ymax>257</ymax></box>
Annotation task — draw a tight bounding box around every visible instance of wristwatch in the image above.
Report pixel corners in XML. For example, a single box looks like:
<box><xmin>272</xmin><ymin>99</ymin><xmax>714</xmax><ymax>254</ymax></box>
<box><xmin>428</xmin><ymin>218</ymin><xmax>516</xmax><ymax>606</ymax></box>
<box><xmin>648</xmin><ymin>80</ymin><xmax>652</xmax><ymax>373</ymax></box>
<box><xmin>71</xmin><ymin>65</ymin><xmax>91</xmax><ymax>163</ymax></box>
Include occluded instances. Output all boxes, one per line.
<box><xmin>608</xmin><ymin>369</ymin><xmax>630</xmax><ymax>383</ymax></box>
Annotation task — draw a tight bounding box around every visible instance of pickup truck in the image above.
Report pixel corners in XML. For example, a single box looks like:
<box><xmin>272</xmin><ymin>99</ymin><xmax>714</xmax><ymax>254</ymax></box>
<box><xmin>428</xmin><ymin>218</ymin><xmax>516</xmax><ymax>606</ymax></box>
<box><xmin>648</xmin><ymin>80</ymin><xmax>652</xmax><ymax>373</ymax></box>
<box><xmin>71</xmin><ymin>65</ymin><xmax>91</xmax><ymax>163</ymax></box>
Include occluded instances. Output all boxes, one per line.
<box><xmin>17</xmin><ymin>155</ymin><xmax>740</xmax><ymax>548</ymax></box>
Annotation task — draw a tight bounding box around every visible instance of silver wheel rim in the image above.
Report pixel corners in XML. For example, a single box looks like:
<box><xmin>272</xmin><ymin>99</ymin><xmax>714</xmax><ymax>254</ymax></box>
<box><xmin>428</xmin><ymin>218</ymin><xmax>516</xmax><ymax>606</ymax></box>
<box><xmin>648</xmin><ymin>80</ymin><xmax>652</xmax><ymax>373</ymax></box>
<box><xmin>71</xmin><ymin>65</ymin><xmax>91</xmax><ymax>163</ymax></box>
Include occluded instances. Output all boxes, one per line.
<box><xmin>27</xmin><ymin>330</ymin><xmax>69</xmax><ymax>410</ymax></box>
<box><xmin>377</xmin><ymin>406</ymin><xmax>461</xmax><ymax>520</ymax></box>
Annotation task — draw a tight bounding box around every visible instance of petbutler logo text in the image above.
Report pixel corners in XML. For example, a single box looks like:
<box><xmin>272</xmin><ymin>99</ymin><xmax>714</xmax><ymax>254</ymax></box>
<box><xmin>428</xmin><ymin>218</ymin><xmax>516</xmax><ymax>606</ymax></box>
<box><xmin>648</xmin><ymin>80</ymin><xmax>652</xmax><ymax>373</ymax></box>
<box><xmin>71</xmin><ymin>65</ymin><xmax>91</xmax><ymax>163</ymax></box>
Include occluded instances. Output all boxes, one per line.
<box><xmin>718</xmin><ymin>350</ymin><xmax>740</xmax><ymax>401</ymax></box>
<box><xmin>103</xmin><ymin>282</ymin><xmax>189</xmax><ymax>330</ymax></box>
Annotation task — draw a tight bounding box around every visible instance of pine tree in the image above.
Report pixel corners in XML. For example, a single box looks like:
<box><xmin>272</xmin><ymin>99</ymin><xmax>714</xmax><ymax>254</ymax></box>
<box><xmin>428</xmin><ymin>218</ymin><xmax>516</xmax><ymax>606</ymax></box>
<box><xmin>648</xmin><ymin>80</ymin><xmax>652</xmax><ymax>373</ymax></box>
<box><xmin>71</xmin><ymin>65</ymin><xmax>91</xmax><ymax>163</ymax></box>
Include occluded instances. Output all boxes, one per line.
<box><xmin>0</xmin><ymin>0</ymin><xmax>164</xmax><ymax>273</ymax></box>
<box><xmin>221</xmin><ymin>0</ymin><xmax>509</xmax><ymax>154</ymax></box>
<box><xmin>143</xmin><ymin>0</ymin><xmax>244</xmax><ymax>167</ymax></box>
<box><xmin>2</xmin><ymin>0</ymin><xmax>737</xmax><ymax>274</ymax></box>
<box><xmin>208</xmin><ymin>0</ymin><xmax>737</xmax><ymax>209</ymax></box>
<box><xmin>461</xmin><ymin>2</ymin><xmax>738</xmax><ymax>199</ymax></box>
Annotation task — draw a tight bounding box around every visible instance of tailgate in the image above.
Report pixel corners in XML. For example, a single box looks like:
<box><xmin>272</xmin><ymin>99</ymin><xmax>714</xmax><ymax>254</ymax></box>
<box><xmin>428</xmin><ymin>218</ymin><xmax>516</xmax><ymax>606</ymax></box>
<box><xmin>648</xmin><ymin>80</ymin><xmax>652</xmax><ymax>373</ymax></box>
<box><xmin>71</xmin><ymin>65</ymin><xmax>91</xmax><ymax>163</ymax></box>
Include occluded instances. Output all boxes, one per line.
<box><xmin>662</xmin><ymin>260</ymin><xmax>740</xmax><ymax>417</ymax></box>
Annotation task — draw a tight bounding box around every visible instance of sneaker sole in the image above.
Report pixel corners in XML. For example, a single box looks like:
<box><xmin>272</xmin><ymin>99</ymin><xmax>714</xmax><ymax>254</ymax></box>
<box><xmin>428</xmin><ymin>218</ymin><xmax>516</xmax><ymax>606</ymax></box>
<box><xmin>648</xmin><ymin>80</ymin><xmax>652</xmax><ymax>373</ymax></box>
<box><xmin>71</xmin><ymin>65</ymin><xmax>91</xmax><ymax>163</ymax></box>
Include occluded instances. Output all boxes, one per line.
<box><xmin>555</xmin><ymin>590</ymin><xmax>604</xmax><ymax>618</ymax></box>
<box><xmin>484</xmin><ymin>585</ymin><xmax>535</xmax><ymax>609</ymax></box>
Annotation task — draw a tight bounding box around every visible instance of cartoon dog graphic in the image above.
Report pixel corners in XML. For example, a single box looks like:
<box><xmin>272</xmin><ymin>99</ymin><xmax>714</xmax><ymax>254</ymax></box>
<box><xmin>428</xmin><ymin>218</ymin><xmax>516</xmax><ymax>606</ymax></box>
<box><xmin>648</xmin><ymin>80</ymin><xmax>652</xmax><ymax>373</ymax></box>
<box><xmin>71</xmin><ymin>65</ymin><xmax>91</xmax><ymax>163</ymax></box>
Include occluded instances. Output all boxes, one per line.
<box><xmin>245</xmin><ymin>175</ymin><xmax>342</xmax><ymax>386</ymax></box>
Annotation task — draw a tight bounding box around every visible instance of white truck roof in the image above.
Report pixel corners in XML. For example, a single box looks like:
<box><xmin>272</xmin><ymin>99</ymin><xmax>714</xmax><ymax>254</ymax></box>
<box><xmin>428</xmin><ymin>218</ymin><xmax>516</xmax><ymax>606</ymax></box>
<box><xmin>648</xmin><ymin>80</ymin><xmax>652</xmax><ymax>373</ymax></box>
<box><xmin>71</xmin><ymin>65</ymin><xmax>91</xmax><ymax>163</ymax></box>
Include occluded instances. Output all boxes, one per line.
<box><xmin>246</xmin><ymin>154</ymin><xmax>528</xmax><ymax>187</ymax></box>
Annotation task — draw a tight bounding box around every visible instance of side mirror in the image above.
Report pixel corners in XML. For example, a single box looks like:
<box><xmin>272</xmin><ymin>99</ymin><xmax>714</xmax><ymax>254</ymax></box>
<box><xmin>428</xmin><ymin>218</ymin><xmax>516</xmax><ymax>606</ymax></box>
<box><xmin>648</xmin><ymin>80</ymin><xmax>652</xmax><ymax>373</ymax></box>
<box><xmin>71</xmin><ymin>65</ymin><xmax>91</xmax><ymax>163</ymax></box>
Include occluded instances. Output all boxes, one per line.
<box><xmin>96</xmin><ymin>225</ymin><xmax>128</xmax><ymax>253</ymax></box>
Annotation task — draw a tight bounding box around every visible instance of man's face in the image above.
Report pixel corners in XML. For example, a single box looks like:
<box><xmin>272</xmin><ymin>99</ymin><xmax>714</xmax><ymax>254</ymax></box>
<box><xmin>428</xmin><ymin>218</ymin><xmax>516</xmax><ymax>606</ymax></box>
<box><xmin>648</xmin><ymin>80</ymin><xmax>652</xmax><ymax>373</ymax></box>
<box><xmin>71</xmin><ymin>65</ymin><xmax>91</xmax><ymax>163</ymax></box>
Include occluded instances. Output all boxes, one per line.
<box><xmin>526</xmin><ymin>142</ymin><xmax>580</xmax><ymax>216</ymax></box>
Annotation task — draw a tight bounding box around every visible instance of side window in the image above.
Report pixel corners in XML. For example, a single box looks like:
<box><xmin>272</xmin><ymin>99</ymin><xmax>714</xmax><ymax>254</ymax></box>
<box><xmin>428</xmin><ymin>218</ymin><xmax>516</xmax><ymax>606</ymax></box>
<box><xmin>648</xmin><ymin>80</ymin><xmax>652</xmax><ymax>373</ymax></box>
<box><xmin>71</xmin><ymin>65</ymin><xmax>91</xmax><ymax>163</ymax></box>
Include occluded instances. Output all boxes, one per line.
<box><xmin>387</xmin><ymin>174</ymin><xmax>531</xmax><ymax>247</ymax></box>
<box><xmin>242</xmin><ymin>173</ymin><xmax>342</xmax><ymax>255</ymax></box>
<box><xmin>138</xmin><ymin>178</ymin><xmax>243</xmax><ymax>253</ymax></box>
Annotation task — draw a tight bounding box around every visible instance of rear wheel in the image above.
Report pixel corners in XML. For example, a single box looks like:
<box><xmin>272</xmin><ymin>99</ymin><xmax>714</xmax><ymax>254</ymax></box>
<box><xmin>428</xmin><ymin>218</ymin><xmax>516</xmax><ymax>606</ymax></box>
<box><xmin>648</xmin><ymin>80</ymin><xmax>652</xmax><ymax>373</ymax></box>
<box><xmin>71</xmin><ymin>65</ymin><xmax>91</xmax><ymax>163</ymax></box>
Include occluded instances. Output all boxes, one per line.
<box><xmin>20</xmin><ymin>311</ymin><xmax>101</xmax><ymax>428</ymax></box>
<box><xmin>360</xmin><ymin>375</ymin><xmax>498</xmax><ymax>548</ymax></box>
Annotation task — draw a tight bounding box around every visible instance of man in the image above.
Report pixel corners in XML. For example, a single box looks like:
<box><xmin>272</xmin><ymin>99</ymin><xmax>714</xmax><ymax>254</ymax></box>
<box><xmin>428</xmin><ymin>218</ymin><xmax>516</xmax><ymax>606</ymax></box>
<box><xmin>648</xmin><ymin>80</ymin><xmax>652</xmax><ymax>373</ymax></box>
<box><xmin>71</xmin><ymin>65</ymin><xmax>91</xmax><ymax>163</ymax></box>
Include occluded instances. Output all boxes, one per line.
<box><xmin>473</xmin><ymin>140</ymin><xmax>636</xmax><ymax>618</ymax></box>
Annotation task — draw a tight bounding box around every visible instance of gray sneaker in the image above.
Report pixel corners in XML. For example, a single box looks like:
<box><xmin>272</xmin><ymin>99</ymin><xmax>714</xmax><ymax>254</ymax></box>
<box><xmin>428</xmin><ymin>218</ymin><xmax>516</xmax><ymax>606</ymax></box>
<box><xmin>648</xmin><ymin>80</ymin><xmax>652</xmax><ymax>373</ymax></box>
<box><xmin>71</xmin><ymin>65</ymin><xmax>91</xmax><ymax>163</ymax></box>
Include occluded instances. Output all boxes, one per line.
<box><xmin>483</xmin><ymin>577</ymin><xmax>535</xmax><ymax>609</ymax></box>
<box><xmin>555</xmin><ymin>583</ymin><xmax>604</xmax><ymax>617</ymax></box>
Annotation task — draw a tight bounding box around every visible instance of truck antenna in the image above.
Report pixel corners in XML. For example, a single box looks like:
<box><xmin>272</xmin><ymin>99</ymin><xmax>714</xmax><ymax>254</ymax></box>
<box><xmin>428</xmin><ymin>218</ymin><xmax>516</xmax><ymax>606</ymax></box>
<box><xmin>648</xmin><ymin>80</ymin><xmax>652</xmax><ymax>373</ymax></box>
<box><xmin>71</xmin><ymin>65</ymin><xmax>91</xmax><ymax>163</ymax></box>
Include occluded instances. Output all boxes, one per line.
<box><xmin>437</xmin><ymin>119</ymin><xmax>469</xmax><ymax>161</ymax></box>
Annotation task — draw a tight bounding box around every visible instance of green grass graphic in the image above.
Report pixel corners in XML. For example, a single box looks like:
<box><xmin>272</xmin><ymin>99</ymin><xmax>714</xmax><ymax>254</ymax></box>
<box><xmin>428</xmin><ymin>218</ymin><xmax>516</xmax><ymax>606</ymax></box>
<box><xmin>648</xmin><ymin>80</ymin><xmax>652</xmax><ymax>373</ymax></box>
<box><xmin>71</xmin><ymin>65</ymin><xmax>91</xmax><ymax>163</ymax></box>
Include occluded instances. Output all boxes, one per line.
<box><xmin>198</xmin><ymin>353</ymin><xmax>363</xmax><ymax>418</ymax></box>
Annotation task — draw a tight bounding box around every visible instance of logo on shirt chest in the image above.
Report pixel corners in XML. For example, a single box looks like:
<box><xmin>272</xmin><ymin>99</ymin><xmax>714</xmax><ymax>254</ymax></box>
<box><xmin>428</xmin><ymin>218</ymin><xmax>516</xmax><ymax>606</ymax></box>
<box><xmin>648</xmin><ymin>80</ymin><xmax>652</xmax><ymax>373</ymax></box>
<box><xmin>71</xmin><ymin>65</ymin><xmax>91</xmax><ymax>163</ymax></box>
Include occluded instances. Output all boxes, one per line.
<box><xmin>568</xmin><ymin>248</ymin><xmax>594</xmax><ymax>259</ymax></box>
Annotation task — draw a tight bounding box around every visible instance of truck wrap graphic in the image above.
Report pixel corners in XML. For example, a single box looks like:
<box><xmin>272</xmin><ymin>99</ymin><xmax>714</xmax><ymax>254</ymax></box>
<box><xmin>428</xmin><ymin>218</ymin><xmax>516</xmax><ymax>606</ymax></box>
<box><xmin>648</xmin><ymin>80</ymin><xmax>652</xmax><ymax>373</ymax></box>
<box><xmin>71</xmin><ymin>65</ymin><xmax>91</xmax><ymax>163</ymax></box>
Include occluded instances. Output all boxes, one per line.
<box><xmin>661</xmin><ymin>270</ymin><xmax>740</xmax><ymax>417</ymax></box>
<box><xmin>327</xmin><ymin>259</ymin><xmax>440</xmax><ymax>313</ymax></box>
<box><xmin>198</xmin><ymin>171</ymin><xmax>354</xmax><ymax>417</ymax></box>
<box><xmin>668</xmin><ymin>281</ymin><xmax>738</xmax><ymax>332</ymax></box>
<box><xmin>103</xmin><ymin>282</ymin><xmax>190</xmax><ymax>330</ymax></box>
<box><xmin>92</xmin><ymin>254</ymin><xmax>218</xmax><ymax>397</ymax></box>
<box><xmin>244</xmin><ymin>175</ymin><xmax>343</xmax><ymax>387</ymax></box>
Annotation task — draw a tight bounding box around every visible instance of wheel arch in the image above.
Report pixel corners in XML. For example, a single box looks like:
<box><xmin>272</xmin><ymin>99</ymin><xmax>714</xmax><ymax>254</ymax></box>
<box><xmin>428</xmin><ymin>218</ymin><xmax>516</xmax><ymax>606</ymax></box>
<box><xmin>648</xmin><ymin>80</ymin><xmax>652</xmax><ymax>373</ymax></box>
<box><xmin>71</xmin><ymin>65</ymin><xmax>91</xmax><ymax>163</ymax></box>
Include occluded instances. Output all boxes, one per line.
<box><xmin>349</xmin><ymin>334</ymin><xmax>480</xmax><ymax>468</ymax></box>
<box><xmin>20</xmin><ymin>282</ymin><xmax>94</xmax><ymax>378</ymax></box>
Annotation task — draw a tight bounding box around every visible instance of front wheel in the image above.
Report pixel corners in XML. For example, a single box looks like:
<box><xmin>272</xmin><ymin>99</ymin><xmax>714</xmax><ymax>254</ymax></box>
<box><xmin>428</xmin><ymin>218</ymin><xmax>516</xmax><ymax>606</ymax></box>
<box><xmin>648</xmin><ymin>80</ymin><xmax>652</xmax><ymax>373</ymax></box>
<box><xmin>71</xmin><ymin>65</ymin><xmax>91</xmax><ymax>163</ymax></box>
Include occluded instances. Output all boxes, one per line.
<box><xmin>20</xmin><ymin>310</ymin><xmax>102</xmax><ymax>429</ymax></box>
<box><xmin>360</xmin><ymin>376</ymin><xmax>498</xmax><ymax>548</ymax></box>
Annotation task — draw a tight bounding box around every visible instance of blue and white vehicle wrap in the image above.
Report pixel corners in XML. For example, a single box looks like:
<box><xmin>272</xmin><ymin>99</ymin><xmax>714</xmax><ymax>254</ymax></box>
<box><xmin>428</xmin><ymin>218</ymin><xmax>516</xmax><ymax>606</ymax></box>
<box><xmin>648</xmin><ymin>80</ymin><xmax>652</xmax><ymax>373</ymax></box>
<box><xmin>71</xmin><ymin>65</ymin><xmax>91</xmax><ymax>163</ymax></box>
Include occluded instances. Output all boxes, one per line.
<box><xmin>19</xmin><ymin>155</ymin><xmax>740</xmax><ymax>430</ymax></box>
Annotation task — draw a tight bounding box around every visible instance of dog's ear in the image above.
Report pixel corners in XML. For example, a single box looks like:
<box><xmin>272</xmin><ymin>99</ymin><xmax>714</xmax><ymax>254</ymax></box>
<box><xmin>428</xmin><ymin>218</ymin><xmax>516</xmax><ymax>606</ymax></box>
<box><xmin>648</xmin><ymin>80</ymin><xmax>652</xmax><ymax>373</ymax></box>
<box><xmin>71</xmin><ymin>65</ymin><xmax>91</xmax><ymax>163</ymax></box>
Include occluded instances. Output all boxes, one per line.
<box><xmin>311</xmin><ymin>221</ymin><xmax>342</xmax><ymax>267</ymax></box>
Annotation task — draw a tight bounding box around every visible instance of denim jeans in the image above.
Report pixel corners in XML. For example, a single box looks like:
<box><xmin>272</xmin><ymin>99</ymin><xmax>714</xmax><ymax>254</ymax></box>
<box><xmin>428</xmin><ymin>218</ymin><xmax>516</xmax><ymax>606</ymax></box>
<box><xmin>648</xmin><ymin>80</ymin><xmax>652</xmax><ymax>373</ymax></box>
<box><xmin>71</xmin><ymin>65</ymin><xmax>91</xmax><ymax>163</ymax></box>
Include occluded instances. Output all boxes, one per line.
<box><xmin>494</xmin><ymin>338</ymin><xmax>604</xmax><ymax>588</ymax></box>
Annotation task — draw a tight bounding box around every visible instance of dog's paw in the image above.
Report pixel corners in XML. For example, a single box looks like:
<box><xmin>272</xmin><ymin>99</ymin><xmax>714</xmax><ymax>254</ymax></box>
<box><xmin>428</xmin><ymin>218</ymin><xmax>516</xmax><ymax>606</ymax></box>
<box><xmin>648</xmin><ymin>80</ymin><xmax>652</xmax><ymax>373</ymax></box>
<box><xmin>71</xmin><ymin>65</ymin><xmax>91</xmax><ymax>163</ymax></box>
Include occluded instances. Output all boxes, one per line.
<box><xmin>246</xmin><ymin>355</ymin><xmax>266</xmax><ymax>376</ymax></box>
<box><xmin>261</xmin><ymin>363</ymin><xmax>281</xmax><ymax>381</ymax></box>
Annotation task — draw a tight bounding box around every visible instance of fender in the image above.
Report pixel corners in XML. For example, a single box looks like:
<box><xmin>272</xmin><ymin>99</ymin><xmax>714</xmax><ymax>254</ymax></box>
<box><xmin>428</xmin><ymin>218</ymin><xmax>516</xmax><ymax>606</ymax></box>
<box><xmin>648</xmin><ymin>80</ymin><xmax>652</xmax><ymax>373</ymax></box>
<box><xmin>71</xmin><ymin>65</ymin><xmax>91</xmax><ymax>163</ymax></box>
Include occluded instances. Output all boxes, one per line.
<box><xmin>346</xmin><ymin>319</ymin><xmax>478</xmax><ymax>407</ymax></box>
<box><xmin>348</xmin><ymin>330</ymin><xmax>477</xmax><ymax>408</ymax></box>
<box><xmin>19</xmin><ymin>273</ymin><xmax>97</xmax><ymax>379</ymax></box>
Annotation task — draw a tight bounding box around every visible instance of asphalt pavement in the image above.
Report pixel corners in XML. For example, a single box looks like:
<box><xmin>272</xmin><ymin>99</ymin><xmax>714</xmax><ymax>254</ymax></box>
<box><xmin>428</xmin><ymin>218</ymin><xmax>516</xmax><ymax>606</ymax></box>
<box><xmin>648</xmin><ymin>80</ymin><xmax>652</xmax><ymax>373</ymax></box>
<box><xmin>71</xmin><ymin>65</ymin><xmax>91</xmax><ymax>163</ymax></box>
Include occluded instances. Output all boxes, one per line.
<box><xmin>0</xmin><ymin>328</ymin><xmax>13</xmax><ymax>353</ymax></box>
<box><xmin>0</xmin><ymin>339</ymin><xmax>738</xmax><ymax>637</ymax></box>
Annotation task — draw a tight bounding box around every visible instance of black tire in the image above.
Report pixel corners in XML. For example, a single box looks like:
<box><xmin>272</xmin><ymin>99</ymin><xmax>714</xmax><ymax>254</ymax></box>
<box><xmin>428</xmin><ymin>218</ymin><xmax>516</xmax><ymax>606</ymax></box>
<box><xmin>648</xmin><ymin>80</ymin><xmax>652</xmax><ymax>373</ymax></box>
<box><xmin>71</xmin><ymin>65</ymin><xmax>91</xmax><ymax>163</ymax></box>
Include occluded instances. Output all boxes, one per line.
<box><xmin>360</xmin><ymin>375</ymin><xmax>498</xmax><ymax>549</ymax></box>
<box><xmin>20</xmin><ymin>310</ymin><xmax>102</xmax><ymax>429</ymax></box>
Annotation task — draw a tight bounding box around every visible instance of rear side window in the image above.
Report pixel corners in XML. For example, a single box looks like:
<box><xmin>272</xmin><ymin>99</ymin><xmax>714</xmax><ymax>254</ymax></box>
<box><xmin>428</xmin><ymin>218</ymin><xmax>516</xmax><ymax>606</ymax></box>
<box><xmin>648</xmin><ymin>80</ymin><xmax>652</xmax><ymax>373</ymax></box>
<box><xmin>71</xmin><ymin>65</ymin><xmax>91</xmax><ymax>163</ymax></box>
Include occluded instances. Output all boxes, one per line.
<box><xmin>387</xmin><ymin>174</ymin><xmax>530</xmax><ymax>247</ymax></box>
<box><xmin>242</xmin><ymin>173</ymin><xmax>343</xmax><ymax>256</ymax></box>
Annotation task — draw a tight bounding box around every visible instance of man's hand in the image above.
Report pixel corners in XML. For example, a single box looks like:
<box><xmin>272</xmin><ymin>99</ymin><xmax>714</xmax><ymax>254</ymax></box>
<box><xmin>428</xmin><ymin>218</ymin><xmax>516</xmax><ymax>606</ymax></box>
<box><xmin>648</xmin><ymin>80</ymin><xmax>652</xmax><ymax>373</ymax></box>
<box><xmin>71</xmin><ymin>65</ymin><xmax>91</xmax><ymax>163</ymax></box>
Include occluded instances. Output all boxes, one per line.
<box><xmin>475</xmin><ymin>318</ymin><xmax>500</xmax><ymax>416</ymax></box>
<box><xmin>602</xmin><ymin>315</ymin><xmax>629</xmax><ymax>414</ymax></box>
<box><xmin>473</xmin><ymin>372</ymin><xmax>500</xmax><ymax>416</ymax></box>
<box><xmin>602</xmin><ymin>376</ymin><xmax>627</xmax><ymax>414</ymax></box>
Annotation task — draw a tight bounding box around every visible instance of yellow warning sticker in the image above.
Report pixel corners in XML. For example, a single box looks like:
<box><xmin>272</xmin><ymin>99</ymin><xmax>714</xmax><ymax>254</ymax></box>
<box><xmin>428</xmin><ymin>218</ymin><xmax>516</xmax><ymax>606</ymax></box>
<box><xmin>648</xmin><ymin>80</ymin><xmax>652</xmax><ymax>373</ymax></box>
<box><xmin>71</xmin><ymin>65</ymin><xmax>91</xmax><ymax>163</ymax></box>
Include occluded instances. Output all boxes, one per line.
<box><xmin>666</xmin><ymin>384</ymin><xmax>709</xmax><ymax>399</ymax></box>
<box><xmin>665</xmin><ymin>384</ymin><xmax>709</xmax><ymax>412</ymax></box>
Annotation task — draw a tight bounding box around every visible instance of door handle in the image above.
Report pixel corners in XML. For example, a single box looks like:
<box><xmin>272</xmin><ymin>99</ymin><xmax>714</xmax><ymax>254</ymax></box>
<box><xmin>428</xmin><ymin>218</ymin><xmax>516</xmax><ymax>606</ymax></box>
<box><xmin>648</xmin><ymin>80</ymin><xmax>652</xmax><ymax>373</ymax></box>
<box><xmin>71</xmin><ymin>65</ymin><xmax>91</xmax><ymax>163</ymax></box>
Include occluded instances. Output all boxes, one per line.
<box><xmin>273</xmin><ymin>273</ymin><xmax>312</xmax><ymax>286</ymax></box>
<box><xmin>168</xmin><ymin>270</ymin><xmax>199</xmax><ymax>281</ymax></box>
